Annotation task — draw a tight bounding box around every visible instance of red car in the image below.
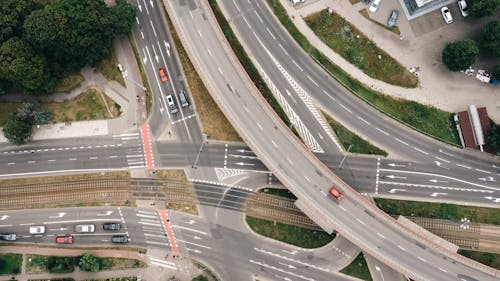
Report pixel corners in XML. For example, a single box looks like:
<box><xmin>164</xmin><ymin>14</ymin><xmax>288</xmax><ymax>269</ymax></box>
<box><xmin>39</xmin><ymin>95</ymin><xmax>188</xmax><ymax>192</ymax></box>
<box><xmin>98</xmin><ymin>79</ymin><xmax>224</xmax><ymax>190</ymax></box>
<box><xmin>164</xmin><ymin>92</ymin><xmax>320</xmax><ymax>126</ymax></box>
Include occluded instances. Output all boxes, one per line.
<box><xmin>56</xmin><ymin>235</ymin><xmax>73</xmax><ymax>244</ymax></box>
<box><xmin>329</xmin><ymin>187</ymin><xmax>344</xmax><ymax>201</ymax></box>
<box><xmin>159</xmin><ymin>68</ymin><xmax>168</xmax><ymax>82</ymax></box>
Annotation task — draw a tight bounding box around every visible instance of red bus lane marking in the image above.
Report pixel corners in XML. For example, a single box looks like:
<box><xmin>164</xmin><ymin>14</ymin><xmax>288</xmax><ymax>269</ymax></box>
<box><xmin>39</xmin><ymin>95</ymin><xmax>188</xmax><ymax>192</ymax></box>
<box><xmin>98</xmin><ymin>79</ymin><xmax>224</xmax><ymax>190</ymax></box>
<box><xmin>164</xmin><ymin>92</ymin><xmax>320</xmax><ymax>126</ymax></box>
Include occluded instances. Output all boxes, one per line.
<box><xmin>158</xmin><ymin>209</ymin><xmax>180</xmax><ymax>255</ymax></box>
<box><xmin>140</xmin><ymin>124</ymin><xmax>155</xmax><ymax>170</ymax></box>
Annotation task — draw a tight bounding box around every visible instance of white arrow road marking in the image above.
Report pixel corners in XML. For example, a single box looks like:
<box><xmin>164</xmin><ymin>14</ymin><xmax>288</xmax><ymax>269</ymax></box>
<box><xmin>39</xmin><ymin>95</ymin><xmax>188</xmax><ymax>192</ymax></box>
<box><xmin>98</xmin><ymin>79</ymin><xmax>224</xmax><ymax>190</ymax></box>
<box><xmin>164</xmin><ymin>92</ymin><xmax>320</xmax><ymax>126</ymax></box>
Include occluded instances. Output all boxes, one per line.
<box><xmin>186</xmin><ymin>248</ymin><xmax>201</xmax><ymax>254</ymax></box>
<box><xmin>49</xmin><ymin>212</ymin><xmax>66</xmax><ymax>219</ymax></box>
<box><xmin>274</xmin><ymin>275</ymin><xmax>292</xmax><ymax>281</ymax></box>
<box><xmin>149</xmin><ymin>0</ymin><xmax>154</xmax><ymax>7</ymax></box>
<box><xmin>164</xmin><ymin>41</ymin><xmax>170</xmax><ymax>57</ymax></box>
<box><xmin>386</xmin><ymin>175</ymin><xmax>406</xmax><ymax>179</ymax></box>
<box><xmin>235</xmin><ymin>162</ymin><xmax>255</xmax><ymax>166</ymax></box>
<box><xmin>278</xmin><ymin>262</ymin><xmax>296</xmax><ymax>269</ymax></box>
<box><xmin>186</xmin><ymin>220</ymin><xmax>196</xmax><ymax>225</ymax></box>
<box><xmin>430</xmin><ymin>192</ymin><xmax>448</xmax><ymax>197</ymax></box>
<box><xmin>0</xmin><ymin>215</ymin><xmax>9</xmax><ymax>221</ymax></box>
<box><xmin>484</xmin><ymin>196</ymin><xmax>500</xmax><ymax>203</ymax></box>
<box><xmin>388</xmin><ymin>189</ymin><xmax>407</xmax><ymax>193</ymax></box>
<box><xmin>387</xmin><ymin>163</ymin><xmax>406</xmax><ymax>167</ymax></box>
<box><xmin>429</xmin><ymin>179</ymin><xmax>448</xmax><ymax>183</ymax></box>
<box><xmin>478</xmin><ymin>177</ymin><xmax>496</xmax><ymax>182</ymax></box>
<box><xmin>97</xmin><ymin>211</ymin><xmax>113</xmax><ymax>216</ymax></box>
<box><xmin>136</xmin><ymin>0</ymin><xmax>142</xmax><ymax>12</ymax></box>
<box><xmin>282</xmin><ymin>250</ymin><xmax>298</xmax><ymax>255</ymax></box>
<box><xmin>193</xmin><ymin>235</ymin><xmax>202</xmax><ymax>240</ymax></box>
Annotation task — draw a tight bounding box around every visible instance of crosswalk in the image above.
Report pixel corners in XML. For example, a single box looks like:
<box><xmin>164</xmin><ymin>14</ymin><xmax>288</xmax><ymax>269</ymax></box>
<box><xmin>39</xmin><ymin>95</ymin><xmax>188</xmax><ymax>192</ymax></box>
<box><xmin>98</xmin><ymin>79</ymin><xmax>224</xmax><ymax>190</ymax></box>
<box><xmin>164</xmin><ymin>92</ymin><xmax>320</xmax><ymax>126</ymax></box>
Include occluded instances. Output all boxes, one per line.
<box><xmin>112</xmin><ymin>133</ymin><xmax>146</xmax><ymax>168</ymax></box>
<box><xmin>136</xmin><ymin>210</ymin><xmax>169</xmax><ymax>247</ymax></box>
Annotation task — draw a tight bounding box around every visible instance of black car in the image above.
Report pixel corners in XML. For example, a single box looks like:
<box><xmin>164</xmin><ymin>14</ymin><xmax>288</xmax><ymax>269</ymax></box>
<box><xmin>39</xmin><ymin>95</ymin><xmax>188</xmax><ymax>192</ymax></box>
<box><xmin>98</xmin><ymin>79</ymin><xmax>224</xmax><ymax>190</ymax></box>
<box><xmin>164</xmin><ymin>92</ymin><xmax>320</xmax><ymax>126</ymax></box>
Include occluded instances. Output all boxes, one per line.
<box><xmin>103</xmin><ymin>223</ymin><xmax>121</xmax><ymax>231</ymax></box>
<box><xmin>111</xmin><ymin>235</ymin><xmax>129</xmax><ymax>244</ymax></box>
<box><xmin>0</xmin><ymin>233</ymin><xmax>17</xmax><ymax>241</ymax></box>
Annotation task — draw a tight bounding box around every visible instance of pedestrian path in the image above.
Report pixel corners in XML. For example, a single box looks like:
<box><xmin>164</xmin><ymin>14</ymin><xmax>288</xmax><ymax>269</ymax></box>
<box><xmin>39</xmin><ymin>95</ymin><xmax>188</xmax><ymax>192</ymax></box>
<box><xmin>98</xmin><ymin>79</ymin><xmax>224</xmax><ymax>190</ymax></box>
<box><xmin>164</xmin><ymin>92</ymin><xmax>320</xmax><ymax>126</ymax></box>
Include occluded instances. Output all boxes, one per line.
<box><xmin>277</xmin><ymin>0</ymin><xmax>500</xmax><ymax>122</ymax></box>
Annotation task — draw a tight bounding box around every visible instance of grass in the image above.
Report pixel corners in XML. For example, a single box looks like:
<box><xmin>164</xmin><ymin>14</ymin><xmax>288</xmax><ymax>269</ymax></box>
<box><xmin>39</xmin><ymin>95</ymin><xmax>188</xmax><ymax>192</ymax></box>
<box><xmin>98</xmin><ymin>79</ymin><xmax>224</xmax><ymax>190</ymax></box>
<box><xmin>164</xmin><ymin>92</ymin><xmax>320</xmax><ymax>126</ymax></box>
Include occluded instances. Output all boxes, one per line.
<box><xmin>100</xmin><ymin>257</ymin><xmax>146</xmax><ymax>270</ymax></box>
<box><xmin>261</xmin><ymin>188</ymin><xmax>297</xmax><ymax>200</ymax></box>
<box><xmin>458</xmin><ymin>250</ymin><xmax>500</xmax><ymax>270</ymax></box>
<box><xmin>358</xmin><ymin>9</ymin><xmax>401</xmax><ymax>35</ymax></box>
<box><xmin>97</xmin><ymin>50</ymin><xmax>126</xmax><ymax>87</ymax></box>
<box><xmin>41</xmin><ymin>88</ymin><xmax>121</xmax><ymax>122</ymax></box>
<box><xmin>208</xmin><ymin>0</ymin><xmax>303</xmax><ymax>139</ymax></box>
<box><xmin>54</xmin><ymin>73</ymin><xmax>84</xmax><ymax>93</ymax></box>
<box><xmin>349</xmin><ymin>0</ymin><xmax>362</xmax><ymax>4</ymax></box>
<box><xmin>375</xmin><ymin>198</ymin><xmax>500</xmax><ymax>225</ymax></box>
<box><xmin>164</xmin><ymin>9</ymin><xmax>241</xmax><ymax>141</ymax></box>
<box><xmin>246</xmin><ymin>216</ymin><xmax>334</xmax><ymax>248</ymax></box>
<box><xmin>129</xmin><ymin>35</ymin><xmax>152</xmax><ymax>117</ymax></box>
<box><xmin>305</xmin><ymin>10</ymin><xmax>414</xmax><ymax>87</ymax></box>
<box><xmin>0</xmin><ymin>103</ymin><xmax>21</xmax><ymax>126</ymax></box>
<box><xmin>27</xmin><ymin>254</ymin><xmax>49</xmax><ymax>274</ymax></box>
<box><xmin>322</xmin><ymin>111</ymin><xmax>387</xmax><ymax>156</ymax></box>
<box><xmin>265</xmin><ymin>0</ymin><xmax>461</xmax><ymax>146</ymax></box>
<box><xmin>340</xmin><ymin>253</ymin><xmax>373</xmax><ymax>281</ymax></box>
<box><xmin>0</xmin><ymin>253</ymin><xmax>22</xmax><ymax>275</ymax></box>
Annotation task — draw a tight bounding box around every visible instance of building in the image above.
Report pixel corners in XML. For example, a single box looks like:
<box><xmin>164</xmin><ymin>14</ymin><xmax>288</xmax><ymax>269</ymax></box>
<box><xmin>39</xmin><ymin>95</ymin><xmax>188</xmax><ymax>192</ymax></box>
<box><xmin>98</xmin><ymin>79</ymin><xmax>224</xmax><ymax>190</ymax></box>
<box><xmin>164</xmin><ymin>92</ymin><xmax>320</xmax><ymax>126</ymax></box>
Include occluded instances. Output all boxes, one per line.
<box><xmin>455</xmin><ymin>105</ymin><xmax>493</xmax><ymax>153</ymax></box>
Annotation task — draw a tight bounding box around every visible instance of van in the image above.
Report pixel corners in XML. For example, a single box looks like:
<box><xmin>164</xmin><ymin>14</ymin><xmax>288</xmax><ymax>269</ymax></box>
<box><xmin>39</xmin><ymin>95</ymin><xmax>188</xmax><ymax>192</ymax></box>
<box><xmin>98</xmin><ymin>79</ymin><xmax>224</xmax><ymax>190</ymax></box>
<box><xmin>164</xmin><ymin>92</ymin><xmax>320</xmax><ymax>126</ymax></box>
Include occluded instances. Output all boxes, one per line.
<box><xmin>166</xmin><ymin>95</ymin><xmax>178</xmax><ymax>114</ymax></box>
<box><xmin>179</xmin><ymin>90</ymin><xmax>189</xmax><ymax>107</ymax></box>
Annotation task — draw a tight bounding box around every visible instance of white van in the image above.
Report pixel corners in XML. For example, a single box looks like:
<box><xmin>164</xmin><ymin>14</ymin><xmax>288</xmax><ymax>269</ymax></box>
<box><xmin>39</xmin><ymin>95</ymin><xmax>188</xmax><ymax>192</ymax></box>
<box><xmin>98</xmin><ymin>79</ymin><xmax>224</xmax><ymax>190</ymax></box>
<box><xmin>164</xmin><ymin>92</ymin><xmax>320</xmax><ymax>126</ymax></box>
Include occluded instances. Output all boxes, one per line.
<box><xmin>29</xmin><ymin>225</ymin><xmax>46</xmax><ymax>234</ymax></box>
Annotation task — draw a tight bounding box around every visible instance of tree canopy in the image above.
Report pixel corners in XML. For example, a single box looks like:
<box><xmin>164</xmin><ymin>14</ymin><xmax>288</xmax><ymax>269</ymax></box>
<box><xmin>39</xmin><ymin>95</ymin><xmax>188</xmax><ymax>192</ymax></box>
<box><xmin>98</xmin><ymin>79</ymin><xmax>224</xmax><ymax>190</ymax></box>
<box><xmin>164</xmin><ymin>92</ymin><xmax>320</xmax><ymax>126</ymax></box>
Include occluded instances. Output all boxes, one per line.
<box><xmin>469</xmin><ymin>0</ymin><xmax>500</xmax><ymax>18</ymax></box>
<box><xmin>78</xmin><ymin>253</ymin><xmax>100</xmax><ymax>272</ymax></box>
<box><xmin>442</xmin><ymin>40</ymin><xmax>479</xmax><ymax>71</ymax></box>
<box><xmin>481</xmin><ymin>21</ymin><xmax>500</xmax><ymax>57</ymax></box>
<box><xmin>488</xmin><ymin>123</ymin><xmax>500</xmax><ymax>153</ymax></box>
<box><xmin>2</xmin><ymin>103</ymin><xmax>52</xmax><ymax>145</ymax></box>
<box><xmin>0</xmin><ymin>0</ymin><xmax>136</xmax><ymax>94</ymax></box>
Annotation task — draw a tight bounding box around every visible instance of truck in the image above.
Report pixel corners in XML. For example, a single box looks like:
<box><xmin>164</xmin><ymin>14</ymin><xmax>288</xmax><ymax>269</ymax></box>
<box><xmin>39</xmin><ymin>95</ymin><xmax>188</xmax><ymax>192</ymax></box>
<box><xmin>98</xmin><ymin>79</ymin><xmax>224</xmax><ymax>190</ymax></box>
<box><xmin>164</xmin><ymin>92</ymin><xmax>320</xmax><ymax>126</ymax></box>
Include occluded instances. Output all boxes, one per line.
<box><xmin>329</xmin><ymin>186</ymin><xmax>344</xmax><ymax>201</ymax></box>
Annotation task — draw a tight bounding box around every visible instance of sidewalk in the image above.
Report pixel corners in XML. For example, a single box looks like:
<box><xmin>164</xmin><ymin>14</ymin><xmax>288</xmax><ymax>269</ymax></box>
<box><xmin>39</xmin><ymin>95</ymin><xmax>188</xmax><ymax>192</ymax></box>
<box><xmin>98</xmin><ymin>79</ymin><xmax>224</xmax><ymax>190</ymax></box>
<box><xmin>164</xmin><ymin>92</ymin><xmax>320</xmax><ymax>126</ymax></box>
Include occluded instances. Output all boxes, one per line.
<box><xmin>278</xmin><ymin>0</ymin><xmax>500</xmax><ymax>122</ymax></box>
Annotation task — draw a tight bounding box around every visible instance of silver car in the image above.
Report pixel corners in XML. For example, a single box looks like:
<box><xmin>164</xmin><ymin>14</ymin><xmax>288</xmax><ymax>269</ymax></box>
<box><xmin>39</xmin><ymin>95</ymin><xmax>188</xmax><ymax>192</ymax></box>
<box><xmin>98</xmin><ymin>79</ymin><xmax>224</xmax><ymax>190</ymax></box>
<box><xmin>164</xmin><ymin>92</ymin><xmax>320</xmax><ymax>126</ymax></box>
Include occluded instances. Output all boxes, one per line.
<box><xmin>75</xmin><ymin>224</ymin><xmax>95</xmax><ymax>233</ymax></box>
<box><xmin>387</xmin><ymin>10</ymin><xmax>399</xmax><ymax>27</ymax></box>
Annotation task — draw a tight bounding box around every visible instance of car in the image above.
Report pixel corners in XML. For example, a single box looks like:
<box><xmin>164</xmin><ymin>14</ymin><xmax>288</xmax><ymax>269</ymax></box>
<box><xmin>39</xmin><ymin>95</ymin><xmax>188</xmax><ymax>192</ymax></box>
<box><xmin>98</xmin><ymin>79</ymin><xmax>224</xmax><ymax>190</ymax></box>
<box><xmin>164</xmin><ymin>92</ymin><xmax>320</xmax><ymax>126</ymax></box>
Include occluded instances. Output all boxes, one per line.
<box><xmin>166</xmin><ymin>94</ymin><xmax>178</xmax><ymax>114</ymax></box>
<box><xmin>103</xmin><ymin>223</ymin><xmax>121</xmax><ymax>231</ymax></box>
<box><xmin>56</xmin><ymin>235</ymin><xmax>73</xmax><ymax>244</ymax></box>
<box><xmin>329</xmin><ymin>187</ymin><xmax>344</xmax><ymax>201</ymax></box>
<box><xmin>458</xmin><ymin>0</ymin><xmax>468</xmax><ymax>17</ymax></box>
<box><xmin>159</xmin><ymin>68</ymin><xmax>168</xmax><ymax>82</ymax></box>
<box><xmin>74</xmin><ymin>224</ymin><xmax>95</xmax><ymax>233</ymax></box>
<box><xmin>387</xmin><ymin>10</ymin><xmax>399</xmax><ymax>27</ymax></box>
<box><xmin>29</xmin><ymin>225</ymin><xmax>46</xmax><ymax>234</ymax></box>
<box><xmin>111</xmin><ymin>235</ymin><xmax>129</xmax><ymax>244</ymax></box>
<box><xmin>441</xmin><ymin>7</ymin><xmax>453</xmax><ymax>24</ymax></box>
<box><xmin>369</xmin><ymin>0</ymin><xmax>382</xmax><ymax>13</ymax></box>
<box><xmin>179</xmin><ymin>90</ymin><xmax>189</xmax><ymax>107</ymax></box>
<box><xmin>117</xmin><ymin>63</ymin><xmax>124</xmax><ymax>73</ymax></box>
<box><xmin>0</xmin><ymin>233</ymin><xmax>17</xmax><ymax>241</ymax></box>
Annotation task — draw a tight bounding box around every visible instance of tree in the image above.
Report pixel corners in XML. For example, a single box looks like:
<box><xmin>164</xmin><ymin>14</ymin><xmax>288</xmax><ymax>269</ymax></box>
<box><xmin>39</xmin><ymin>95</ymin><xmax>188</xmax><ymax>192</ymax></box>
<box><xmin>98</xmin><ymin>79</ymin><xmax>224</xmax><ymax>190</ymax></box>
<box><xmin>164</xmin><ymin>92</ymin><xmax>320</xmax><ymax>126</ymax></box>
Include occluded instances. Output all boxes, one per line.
<box><xmin>493</xmin><ymin>65</ymin><xmax>500</xmax><ymax>79</ymax></box>
<box><xmin>0</xmin><ymin>0</ymin><xmax>36</xmax><ymax>42</ymax></box>
<box><xmin>108</xmin><ymin>0</ymin><xmax>136</xmax><ymax>36</ymax></box>
<box><xmin>442</xmin><ymin>40</ymin><xmax>479</xmax><ymax>71</ymax></box>
<box><xmin>2</xmin><ymin>114</ymin><xmax>33</xmax><ymax>145</ymax></box>
<box><xmin>481</xmin><ymin>21</ymin><xmax>500</xmax><ymax>57</ymax></box>
<box><xmin>191</xmin><ymin>275</ymin><xmax>208</xmax><ymax>281</ymax></box>
<box><xmin>470</xmin><ymin>0</ymin><xmax>500</xmax><ymax>17</ymax></box>
<box><xmin>488</xmin><ymin>123</ymin><xmax>500</xmax><ymax>153</ymax></box>
<box><xmin>78</xmin><ymin>253</ymin><xmax>100</xmax><ymax>272</ymax></box>
<box><xmin>0</xmin><ymin>37</ymin><xmax>56</xmax><ymax>94</ymax></box>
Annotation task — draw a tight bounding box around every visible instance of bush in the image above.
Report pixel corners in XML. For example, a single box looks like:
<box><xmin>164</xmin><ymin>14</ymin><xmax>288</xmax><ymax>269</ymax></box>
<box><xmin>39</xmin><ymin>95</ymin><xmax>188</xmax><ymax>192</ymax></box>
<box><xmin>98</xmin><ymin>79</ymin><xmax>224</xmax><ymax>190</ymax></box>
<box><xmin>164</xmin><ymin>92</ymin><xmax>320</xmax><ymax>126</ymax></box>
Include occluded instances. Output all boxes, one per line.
<box><xmin>481</xmin><ymin>21</ymin><xmax>500</xmax><ymax>57</ymax></box>
<box><xmin>469</xmin><ymin>0</ymin><xmax>500</xmax><ymax>18</ymax></box>
<box><xmin>488</xmin><ymin>123</ymin><xmax>500</xmax><ymax>153</ymax></box>
<box><xmin>192</xmin><ymin>275</ymin><xmax>208</xmax><ymax>281</ymax></box>
<box><xmin>47</xmin><ymin>256</ymin><xmax>75</xmax><ymax>273</ymax></box>
<box><xmin>493</xmin><ymin>65</ymin><xmax>500</xmax><ymax>80</ymax></box>
<box><xmin>442</xmin><ymin>40</ymin><xmax>479</xmax><ymax>71</ymax></box>
<box><xmin>79</xmin><ymin>254</ymin><xmax>100</xmax><ymax>272</ymax></box>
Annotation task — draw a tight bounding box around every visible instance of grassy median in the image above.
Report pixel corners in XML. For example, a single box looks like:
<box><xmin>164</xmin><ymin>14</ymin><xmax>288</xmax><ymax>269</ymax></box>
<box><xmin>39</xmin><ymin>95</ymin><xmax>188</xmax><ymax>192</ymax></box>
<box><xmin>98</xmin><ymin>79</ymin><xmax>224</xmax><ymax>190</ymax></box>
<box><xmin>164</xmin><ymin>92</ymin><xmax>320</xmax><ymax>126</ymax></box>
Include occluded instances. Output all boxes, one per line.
<box><xmin>264</xmin><ymin>0</ymin><xmax>460</xmax><ymax>146</ymax></box>
<box><xmin>458</xmin><ymin>250</ymin><xmax>500</xmax><ymax>270</ymax></box>
<box><xmin>246</xmin><ymin>216</ymin><xmax>334</xmax><ymax>248</ymax></box>
<box><xmin>340</xmin><ymin>253</ymin><xmax>373</xmax><ymax>281</ymax></box>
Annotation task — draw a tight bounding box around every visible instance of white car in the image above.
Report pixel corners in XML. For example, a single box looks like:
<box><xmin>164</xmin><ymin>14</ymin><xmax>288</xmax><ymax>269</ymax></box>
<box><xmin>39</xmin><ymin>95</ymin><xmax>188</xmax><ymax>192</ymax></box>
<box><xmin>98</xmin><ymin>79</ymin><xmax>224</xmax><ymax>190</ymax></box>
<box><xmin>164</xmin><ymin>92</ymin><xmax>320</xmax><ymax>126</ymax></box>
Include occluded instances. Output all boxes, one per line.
<box><xmin>441</xmin><ymin>7</ymin><xmax>453</xmax><ymax>24</ymax></box>
<box><xmin>369</xmin><ymin>0</ymin><xmax>382</xmax><ymax>12</ymax></box>
<box><xmin>458</xmin><ymin>0</ymin><xmax>468</xmax><ymax>17</ymax></box>
<box><xmin>29</xmin><ymin>226</ymin><xmax>46</xmax><ymax>234</ymax></box>
<box><xmin>75</xmin><ymin>224</ymin><xmax>95</xmax><ymax>233</ymax></box>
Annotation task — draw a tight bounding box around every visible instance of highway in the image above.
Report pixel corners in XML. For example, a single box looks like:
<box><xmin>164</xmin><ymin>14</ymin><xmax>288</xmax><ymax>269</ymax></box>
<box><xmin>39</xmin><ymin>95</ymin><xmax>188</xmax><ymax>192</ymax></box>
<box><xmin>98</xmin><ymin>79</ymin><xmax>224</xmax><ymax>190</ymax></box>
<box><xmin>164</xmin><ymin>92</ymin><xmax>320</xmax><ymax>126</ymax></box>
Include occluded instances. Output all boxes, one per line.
<box><xmin>164</xmin><ymin>0</ymin><xmax>498</xmax><ymax>280</ymax></box>
<box><xmin>0</xmin><ymin>206</ymin><xmax>359</xmax><ymax>281</ymax></box>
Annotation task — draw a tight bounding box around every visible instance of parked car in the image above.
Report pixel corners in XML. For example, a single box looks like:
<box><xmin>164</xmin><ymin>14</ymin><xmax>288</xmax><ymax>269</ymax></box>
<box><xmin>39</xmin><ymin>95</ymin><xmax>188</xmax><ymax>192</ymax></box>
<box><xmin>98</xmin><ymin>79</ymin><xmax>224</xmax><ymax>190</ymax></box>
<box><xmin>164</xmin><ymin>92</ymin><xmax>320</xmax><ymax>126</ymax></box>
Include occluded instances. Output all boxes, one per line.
<box><xmin>103</xmin><ymin>222</ymin><xmax>121</xmax><ymax>231</ymax></box>
<box><xmin>111</xmin><ymin>235</ymin><xmax>129</xmax><ymax>244</ymax></box>
<box><xmin>458</xmin><ymin>0</ymin><xmax>468</xmax><ymax>17</ymax></box>
<box><xmin>387</xmin><ymin>10</ymin><xmax>399</xmax><ymax>27</ymax></box>
<box><xmin>441</xmin><ymin>7</ymin><xmax>453</xmax><ymax>24</ymax></box>
<box><xmin>74</xmin><ymin>224</ymin><xmax>95</xmax><ymax>233</ymax></box>
<box><xmin>179</xmin><ymin>90</ymin><xmax>189</xmax><ymax>107</ymax></box>
<box><xmin>55</xmin><ymin>235</ymin><xmax>73</xmax><ymax>244</ymax></box>
<box><xmin>369</xmin><ymin>0</ymin><xmax>382</xmax><ymax>12</ymax></box>
<box><xmin>29</xmin><ymin>225</ymin><xmax>46</xmax><ymax>234</ymax></box>
<box><xmin>166</xmin><ymin>94</ymin><xmax>178</xmax><ymax>114</ymax></box>
<box><xmin>159</xmin><ymin>68</ymin><xmax>168</xmax><ymax>82</ymax></box>
<box><xmin>0</xmin><ymin>233</ymin><xmax>17</xmax><ymax>241</ymax></box>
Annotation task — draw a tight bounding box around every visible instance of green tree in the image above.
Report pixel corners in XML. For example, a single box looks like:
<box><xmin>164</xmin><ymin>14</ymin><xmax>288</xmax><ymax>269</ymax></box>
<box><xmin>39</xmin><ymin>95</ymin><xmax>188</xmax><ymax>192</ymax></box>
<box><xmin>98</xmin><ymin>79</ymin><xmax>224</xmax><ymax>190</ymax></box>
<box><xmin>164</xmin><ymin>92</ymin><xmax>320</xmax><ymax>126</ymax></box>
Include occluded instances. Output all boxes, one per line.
<box><xmin>493</xmin><ymin>65</ymin><xmax>500</xmax><ymax>79</ymax></box>
<box><xmin>191</xmin><ymin>275</ymin><xmax>209</xmax><ymax>281</ymax></box>
<box><xmin>0</xmin><ymin>0</ymin><xmax>36</xmax><ymax>42</ymax></box>
<box><xmin>2</xmin><ymin>114</ymin><xmax>33</xmax><ymax>145</ymax></box>
<box><xmin>109</xmin><ymin>0</ymin><xmax>136</xmax><ymax>36</ymax></box>
<box><xmin>442</xmin><ymin>40</ymin><xmax>479</xmax><ymax>71</ymax></box>
<box><xmin>469</xmin><ymin>0</ymin><xmax>500</xmax><ymax>17</ymax></box>
<box><xmin>0</xmin><ymin>37</ymin><xmax>56</xmax><ymax>94</ymax></box>
<box><xmin>481</xmin><ymin>21</ymin><xmax>500</xmax><ymax>57</ymax></box>
<box><xmin>488</xmin><ymin>123</ymin><xmax>500</xmax><ymax>153</ymax></box>
<box><xmin>78</xmin><ymin>254</ymin><xmax>100</xmax><ymax>272</ymax></box>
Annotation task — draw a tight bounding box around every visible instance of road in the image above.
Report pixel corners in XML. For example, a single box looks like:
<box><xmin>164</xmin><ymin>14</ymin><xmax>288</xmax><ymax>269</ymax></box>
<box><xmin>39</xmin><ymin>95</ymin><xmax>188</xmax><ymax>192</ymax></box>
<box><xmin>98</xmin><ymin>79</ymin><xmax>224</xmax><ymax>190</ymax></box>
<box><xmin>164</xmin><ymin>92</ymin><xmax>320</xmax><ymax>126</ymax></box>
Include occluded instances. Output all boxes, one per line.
<box><xmin>165</xmin><ymin>0</ymin><xmax>498</xmax><ymax>280</ymax></box>
<box><xmin>0</xmin><ymin>206</ymin><xmax>359</xmax><ymax>281</ymax></box>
